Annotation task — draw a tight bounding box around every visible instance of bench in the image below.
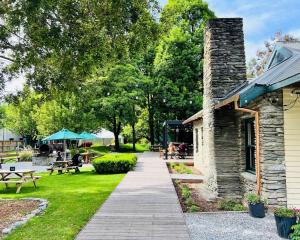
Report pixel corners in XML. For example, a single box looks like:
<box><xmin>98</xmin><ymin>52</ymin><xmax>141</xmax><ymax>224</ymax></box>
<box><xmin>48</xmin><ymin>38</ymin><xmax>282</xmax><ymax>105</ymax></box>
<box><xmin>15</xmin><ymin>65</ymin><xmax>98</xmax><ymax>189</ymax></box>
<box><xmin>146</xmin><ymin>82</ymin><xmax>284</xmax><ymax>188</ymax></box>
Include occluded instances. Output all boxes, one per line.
<box><xmin>0</xmin><ymin>176</ymin><xmax>41</xmax><ymax>193</ymax></box>
<box><xmin>48</xmin><ymin>166</ymin><xmax>79</xmax><ymax>175</ymax></box>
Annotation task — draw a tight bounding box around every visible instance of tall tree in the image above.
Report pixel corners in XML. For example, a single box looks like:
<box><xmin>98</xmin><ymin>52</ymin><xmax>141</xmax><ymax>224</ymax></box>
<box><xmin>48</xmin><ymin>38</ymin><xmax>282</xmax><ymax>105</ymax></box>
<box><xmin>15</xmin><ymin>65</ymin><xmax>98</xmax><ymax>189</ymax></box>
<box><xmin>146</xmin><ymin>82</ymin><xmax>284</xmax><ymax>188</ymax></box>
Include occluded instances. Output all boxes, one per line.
<box><xmin>0</xmin><ymin>0</ymin><xmax>159</xmax><ymax>93</ymax></box>
<box><xmin>92</xmin><ymin>64</ymin><xmax>145</xmax><ymax>151</ymax></box>
<box><xmin>152</xmin><ymin>0</ymin><xmax>214</xmax><ymax>142</ymax></box>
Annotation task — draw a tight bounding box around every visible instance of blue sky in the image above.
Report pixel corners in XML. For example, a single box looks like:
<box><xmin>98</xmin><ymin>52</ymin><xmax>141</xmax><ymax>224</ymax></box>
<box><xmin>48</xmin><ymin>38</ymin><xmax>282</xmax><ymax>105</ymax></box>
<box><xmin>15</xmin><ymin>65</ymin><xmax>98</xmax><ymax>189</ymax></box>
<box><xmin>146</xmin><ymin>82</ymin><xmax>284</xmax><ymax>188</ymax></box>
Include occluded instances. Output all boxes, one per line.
<box><xmin>159</xmin><ymin>0</ymin><xmax>300</xmax><ymax>61</ymax></box>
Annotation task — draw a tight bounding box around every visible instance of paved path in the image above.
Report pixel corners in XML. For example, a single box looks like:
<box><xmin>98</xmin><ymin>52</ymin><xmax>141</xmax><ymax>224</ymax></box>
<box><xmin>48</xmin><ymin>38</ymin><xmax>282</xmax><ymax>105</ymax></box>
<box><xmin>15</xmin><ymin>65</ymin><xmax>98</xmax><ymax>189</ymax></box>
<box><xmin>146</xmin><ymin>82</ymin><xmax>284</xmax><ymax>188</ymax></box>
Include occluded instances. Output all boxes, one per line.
<box><xmin>76</xmin><ymin>152</ymin><xmax>190</xmax><ymax>240</ymax></box>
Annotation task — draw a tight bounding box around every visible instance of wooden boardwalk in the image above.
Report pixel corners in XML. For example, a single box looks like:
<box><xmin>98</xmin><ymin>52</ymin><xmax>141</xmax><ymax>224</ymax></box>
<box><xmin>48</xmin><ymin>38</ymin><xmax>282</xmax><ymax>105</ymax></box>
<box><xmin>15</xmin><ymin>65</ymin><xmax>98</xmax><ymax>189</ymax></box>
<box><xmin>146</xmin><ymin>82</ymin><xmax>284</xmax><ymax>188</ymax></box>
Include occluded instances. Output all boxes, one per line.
<box><xmin>76</xmin><ymin>152</ymin><xmax>190</xmax><ymax>240</ymax></box>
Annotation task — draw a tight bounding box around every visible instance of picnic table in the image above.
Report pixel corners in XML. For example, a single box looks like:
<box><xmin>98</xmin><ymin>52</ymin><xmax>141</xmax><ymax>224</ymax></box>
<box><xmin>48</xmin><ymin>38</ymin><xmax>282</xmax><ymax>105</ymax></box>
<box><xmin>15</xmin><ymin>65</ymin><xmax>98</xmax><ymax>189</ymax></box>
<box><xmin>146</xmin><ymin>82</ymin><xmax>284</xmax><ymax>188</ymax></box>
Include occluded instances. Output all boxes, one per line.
<box><xmin>0</xmin><ymin>169</ymin><xmax>41</xmax><ymax>193</ymax></box>
<box><xmin>47</xmin><ymin>161</ymin><xmax>80</xmax><ymax>175</ymax></box>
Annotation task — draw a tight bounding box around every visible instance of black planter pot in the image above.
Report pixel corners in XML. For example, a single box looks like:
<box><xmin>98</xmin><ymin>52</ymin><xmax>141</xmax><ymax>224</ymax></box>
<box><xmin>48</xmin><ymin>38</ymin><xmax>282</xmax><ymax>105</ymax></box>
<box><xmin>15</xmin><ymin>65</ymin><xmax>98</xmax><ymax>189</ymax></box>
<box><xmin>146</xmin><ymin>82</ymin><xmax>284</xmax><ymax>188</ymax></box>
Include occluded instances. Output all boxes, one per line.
<box><xmin>248</xmin><ymin>203</ymin><xmax>265</xmax><ymax>218</ymax></box>
<box><xmin>275</xmin><ymin>215</ymin><xmax>297</xmax><ymax>239</ymax></box>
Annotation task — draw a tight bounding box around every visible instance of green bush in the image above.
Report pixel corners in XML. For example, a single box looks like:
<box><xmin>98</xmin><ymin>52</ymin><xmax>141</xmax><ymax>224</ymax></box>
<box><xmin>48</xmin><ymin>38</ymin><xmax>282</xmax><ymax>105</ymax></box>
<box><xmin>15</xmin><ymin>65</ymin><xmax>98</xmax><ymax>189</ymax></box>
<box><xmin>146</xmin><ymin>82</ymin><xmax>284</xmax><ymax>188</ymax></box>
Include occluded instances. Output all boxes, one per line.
<box><xmin>92</xmin><ymin>153</ymin><xmax>137</xmax><ymax>174</ymax></box>
<box><xmin>274</xmin><ymin>207</ymin><xmax>297</xmax><ymax>218</ymax></box>
<box><xmin>19</xmin><ymin>150</ymin><xmax>33</xmax><ymax>161</ymax></box>
<box><xmin>291</xmin><ymin>223</ymin><xmax>300</xmax><ymax>240</ymax></box>
<box><xmin>245</xmin><ymin>193</ymin><xmax>265</xmax><ymax>204</ymax></box>
<box><xmin>218</xmin><ymin>199</ymin><xmax>247</xmax><ymax>211</ymax></box>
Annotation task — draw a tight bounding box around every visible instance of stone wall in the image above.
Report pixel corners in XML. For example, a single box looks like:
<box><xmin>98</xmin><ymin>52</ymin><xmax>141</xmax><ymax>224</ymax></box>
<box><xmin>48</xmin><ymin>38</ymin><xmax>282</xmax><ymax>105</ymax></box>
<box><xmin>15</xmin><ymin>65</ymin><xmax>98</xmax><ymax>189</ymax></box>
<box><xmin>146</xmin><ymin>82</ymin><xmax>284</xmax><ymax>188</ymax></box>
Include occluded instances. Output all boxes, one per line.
<box><xmin>214</xmin><ymin>108</ymin><xmax>242</xmax><ymax>199</ymax></box>
<box><xmin>202</xmin><ymin>18</ymin><xmax>247</xmax><ymax>196</ymax></box>
<box><xmin>236</xmin><ymin>90</ymin><xmax>287</xmax><ymax>206</ymax></box>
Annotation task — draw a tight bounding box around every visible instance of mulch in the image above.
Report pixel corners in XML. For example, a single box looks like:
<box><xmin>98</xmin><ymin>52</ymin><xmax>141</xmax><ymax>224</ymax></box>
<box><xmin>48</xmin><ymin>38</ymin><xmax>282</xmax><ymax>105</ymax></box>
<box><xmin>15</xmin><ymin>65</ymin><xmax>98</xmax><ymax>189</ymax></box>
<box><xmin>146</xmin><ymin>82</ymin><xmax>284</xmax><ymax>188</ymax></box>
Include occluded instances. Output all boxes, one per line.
<box><xmin>0</xmin><ymin>199</ymin><xmax>40</xmax><ymax>238</ymax></box>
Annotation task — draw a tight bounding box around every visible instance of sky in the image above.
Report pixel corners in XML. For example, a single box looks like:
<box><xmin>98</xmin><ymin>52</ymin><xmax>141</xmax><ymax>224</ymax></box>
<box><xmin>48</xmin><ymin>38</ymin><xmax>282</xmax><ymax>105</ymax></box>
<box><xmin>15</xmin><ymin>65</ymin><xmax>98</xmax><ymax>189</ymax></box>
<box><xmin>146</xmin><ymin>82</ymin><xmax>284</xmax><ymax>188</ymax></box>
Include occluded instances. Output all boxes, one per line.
<box><xmin>159</xmin><ymin>0</ymin><xmax>300</xmax><ymax>61</ymax></box>
<box><xmin>4</xmin><ymin>0</ymin><xmax>300</xmax><ymax>93</ymax></box>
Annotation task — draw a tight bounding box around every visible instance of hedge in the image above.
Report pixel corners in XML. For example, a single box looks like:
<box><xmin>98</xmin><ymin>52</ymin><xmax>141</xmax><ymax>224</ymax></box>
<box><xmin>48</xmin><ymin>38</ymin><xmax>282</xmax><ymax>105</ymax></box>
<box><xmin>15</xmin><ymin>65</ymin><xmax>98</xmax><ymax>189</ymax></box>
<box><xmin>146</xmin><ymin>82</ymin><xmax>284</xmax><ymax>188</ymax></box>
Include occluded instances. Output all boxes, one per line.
<box><xmin>92</xmin><ymin>153</ymin><xmax>137</xmax><ymax>174</ymax></box>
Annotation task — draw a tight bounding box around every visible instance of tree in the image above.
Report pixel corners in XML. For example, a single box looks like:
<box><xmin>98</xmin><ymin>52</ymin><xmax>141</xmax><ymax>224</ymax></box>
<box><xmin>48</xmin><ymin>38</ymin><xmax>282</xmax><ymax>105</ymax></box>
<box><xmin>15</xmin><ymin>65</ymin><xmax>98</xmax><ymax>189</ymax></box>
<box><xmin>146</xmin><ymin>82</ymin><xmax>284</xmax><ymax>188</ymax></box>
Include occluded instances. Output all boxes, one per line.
<box><xmin>247</xmin><ymin>32</ymin><xmax>299</xmax><ymax>77</ymax></box>
<box><xmin>0</xmin><ymin>0</ymin><xmax>159</xmax><ymax>94</ymax></box>
<box><xmin>92</xmin><ymin>64</ymin><xmax>145</xmax><ymax>151</ymax></box>
<box><xmin>4</xmin><ymin>87</ymin><xmax>41</xmax><ymax>143</ymax></box>
<box><xmin>151</xmin><ymin>0</ymin><xmax>214</xmax><ymax>142</ymax></box>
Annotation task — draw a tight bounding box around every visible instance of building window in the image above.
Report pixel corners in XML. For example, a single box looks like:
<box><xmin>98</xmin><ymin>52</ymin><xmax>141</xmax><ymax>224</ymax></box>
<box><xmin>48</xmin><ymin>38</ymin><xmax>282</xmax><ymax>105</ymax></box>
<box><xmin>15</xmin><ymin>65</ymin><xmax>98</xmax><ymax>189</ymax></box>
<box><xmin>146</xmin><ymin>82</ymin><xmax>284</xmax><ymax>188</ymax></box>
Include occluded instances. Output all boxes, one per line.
<box><xmin>195</xmin><ymin>128</ymin><xmax>199</xmax><ymax>153</ymax></box>
<box><xmin>245</xmin><ymin>118</ymin><xmax>256</xmax><ymax>173</ymax></box>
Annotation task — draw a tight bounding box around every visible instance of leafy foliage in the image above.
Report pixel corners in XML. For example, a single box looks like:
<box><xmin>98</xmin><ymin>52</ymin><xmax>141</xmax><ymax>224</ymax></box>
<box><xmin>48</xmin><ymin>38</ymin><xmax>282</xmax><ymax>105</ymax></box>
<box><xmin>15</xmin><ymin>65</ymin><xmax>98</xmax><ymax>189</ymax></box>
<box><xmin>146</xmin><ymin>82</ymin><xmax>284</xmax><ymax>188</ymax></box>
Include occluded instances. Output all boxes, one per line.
<box><xmin>274</xmin><ymin>207</ymin><xmax>298</xmax><ymax>218</ymax></box>
<box><xmin>0</xmin><ymin>0</ymin><xmax>159</xmax><ymax>92</ymax></box>
<box><xmin>245</xmin><ymin>193</ymin><xmax>266</xmax><ymax>204</ymax></box>
<box><xmin>218</xmin><ymin>199</ymin><xmax>247</xmax><ymax>211</ymax></box>
<box><xmin>92</xmin><ymin>153</ymin><xmax>137</xmax><ymax>174</ymax></box>
<box><xmin>290</xmin><ymin>223</ymin><xmax>300</xmax><ymax>240</ymax></box>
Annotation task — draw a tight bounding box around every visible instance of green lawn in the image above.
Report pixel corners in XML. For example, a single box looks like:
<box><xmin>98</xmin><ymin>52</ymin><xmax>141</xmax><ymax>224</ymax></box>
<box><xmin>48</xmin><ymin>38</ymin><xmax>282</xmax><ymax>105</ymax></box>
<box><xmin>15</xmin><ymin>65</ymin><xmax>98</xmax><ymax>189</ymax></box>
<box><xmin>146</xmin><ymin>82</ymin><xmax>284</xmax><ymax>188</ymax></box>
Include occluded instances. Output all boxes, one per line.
<box><xmin>119</xmin><ymin>143</ymin><xmax>149</xmax><ymax>153</ymax></box>
<box><xmin>0</xmin><ymin>169</ymin><xmax>124</xmax><ymax>240</ymax></box>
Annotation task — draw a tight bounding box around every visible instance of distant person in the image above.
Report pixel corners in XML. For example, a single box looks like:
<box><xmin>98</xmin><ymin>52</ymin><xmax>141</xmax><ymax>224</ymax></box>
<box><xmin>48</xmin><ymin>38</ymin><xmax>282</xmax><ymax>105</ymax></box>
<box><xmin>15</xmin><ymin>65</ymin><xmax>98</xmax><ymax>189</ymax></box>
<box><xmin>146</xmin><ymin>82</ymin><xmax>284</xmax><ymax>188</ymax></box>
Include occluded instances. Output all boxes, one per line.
<box><xmin>178</xmin><ymin>142</ymin><xmax>186</xmax><ymax>159</ymax></box>
<box><xmin>168</xmin><ymin>142</ymin><xmax>177</xmax><ymax>159</ymax></box>
<box><xmin>56</xmin><ymin>151</ymin><xmax>63</xmax><ymax>161</ymax></box>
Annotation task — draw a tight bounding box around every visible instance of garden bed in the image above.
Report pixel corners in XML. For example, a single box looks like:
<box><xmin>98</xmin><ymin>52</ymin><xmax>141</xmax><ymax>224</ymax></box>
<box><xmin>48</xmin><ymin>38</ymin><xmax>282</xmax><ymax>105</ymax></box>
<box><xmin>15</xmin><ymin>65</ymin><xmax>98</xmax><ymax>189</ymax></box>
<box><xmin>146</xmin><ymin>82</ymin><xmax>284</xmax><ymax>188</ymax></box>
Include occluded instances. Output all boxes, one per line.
<box><xmin>0</xmin><ymin>199</ymin><xmax>40</xmax><ymax>238</ymax></box>
<box><xmin>168</xmin><ymin>163</ymin><xmax>201</xmax><ymax>175</ymax></box>
<box><xmin>173</xmin><ymin>180</ymin><xmax>247</xmax><ymax>213</ymax></box>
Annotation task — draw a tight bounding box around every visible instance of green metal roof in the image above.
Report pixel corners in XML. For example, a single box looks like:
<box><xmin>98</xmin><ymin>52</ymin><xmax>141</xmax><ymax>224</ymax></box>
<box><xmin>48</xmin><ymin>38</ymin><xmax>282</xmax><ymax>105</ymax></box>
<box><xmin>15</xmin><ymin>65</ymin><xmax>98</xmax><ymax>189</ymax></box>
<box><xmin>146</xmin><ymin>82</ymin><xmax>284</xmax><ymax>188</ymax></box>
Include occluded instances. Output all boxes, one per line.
<box><xmin>217</xmin><ymin>42</ymin><xmax>300</xmax><ymax>107</ymax></box>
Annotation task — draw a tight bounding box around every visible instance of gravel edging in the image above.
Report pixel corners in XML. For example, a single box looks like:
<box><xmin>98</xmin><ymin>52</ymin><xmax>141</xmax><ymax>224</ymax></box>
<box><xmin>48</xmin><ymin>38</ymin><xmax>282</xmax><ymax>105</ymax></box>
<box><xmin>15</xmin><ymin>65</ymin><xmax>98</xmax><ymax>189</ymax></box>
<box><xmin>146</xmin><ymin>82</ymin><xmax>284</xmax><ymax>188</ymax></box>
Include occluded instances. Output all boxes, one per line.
<box><xmin>185</xmin><ymin>212</ymin><xmax>282</xmax><ymax>240</ymax></box>
<box><xmin>2</xmin><ymin>198</ymin><xmax>48</xmax><ymax>236</ymax></box>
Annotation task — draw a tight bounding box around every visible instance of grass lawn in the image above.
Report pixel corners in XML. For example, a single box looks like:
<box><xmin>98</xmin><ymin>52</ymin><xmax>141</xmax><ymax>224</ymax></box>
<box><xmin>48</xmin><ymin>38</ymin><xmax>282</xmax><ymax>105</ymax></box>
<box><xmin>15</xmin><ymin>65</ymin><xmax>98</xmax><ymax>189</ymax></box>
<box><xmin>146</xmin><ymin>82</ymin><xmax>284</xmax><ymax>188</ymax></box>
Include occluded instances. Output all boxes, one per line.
<box><xmin>119</xmin><ymin>143</ymin><xmax>149</xmax><ymax>153</ymax></box>
<box><xmin>0</xmin><ymin>168</ymin><xmax>124</xmax><ymax>240</ymax></box>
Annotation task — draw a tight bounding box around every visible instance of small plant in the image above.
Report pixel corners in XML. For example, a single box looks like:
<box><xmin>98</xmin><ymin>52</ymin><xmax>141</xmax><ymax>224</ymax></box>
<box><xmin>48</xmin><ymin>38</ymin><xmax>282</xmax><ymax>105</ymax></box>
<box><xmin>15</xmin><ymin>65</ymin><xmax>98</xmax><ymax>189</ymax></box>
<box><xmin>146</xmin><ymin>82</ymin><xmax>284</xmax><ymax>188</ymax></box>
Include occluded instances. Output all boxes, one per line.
<box><xmin>190</xmin><ymin>205</ymin><xmax>200</xmax><ymax>212</ymax></box>
<box><xmin>181</xmin><ymin>184</ymin><xmax>191</xmax><ymax>199</ymax></box>
<box><xmin>171</xmin><ymin>163</ymin><xmax>193</xmax><ymax>174</ymax></box>
<box><xmin>245</xmin><ymin>193</ymin><xmax>265</xmax><ymax>204</ymax></box>
<box><xmin>218</xmin><ymin>199</ymin><xmax>247</xmax><ymax>211</ymax></box>
<box><xmin>19</xmin><ymin>150</ymin><xmax>33</xmax><ymax>161</ymax></box>
<box><xmin>290</xmin><ymin>223</ymin><xmax>300</xmax><ymax>240</ymax></box>
<box><xmin>274</xmin><ymin>207</ymin><xmax>298</xmax><ymax>218</ymax></box>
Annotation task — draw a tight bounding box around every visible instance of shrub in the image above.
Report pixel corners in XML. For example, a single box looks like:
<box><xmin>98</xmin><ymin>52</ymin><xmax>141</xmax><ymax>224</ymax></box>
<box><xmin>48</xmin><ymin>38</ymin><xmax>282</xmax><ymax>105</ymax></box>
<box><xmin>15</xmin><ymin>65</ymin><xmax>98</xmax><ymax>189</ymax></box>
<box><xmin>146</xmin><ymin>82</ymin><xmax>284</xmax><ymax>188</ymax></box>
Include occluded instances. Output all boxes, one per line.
<box><xmin>274</xmin><ymin>207</ymin><xmax>299</xmax><ymax>218</ymax></box>
<box><xmin>19</xmin><ymin>150</ymin><xmax>33</xmax><ymax>161</ymax></box>
<box><xmin>245</xmin><ymin>193</ymin><xmax>266</xmax><ymax>204</ymax></box>
<box><xmin>190</xmin><ymin>205</ymin><xmax>200</xmax><ymax>212</ymax></box>
<box><xmin>218</xmin><ymin>199</ymin><xmax>247</xmax><ymax>211</ymax></box>
<box><xmin>291</xmin><ymin>223</ymin><xmax>300</xmax><ymax>240</ymax></box>
<box><xmin>170</xmin><ymin>163</ymin><xmax>193</xmax><ymax>174</ymax></box>
<box><xmin>93</xmin><ymin>153</ymin><xmax>137</xmax><ymax>174</ymax></box>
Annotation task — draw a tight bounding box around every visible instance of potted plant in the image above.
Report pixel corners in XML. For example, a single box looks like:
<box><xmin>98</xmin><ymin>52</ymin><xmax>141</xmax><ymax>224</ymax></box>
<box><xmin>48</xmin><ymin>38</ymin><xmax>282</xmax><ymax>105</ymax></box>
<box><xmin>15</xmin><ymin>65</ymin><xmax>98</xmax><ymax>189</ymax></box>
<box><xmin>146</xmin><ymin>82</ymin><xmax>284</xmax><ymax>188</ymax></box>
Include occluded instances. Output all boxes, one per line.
<box><xmin>274</xmin><ymin>207</ymin><xmax>299</xmax><ymax>239</ymax></box>
<box><xmin>245</xmin><ymin>193</ymin><xmax>266</xmax><ymax>218</ymax></box>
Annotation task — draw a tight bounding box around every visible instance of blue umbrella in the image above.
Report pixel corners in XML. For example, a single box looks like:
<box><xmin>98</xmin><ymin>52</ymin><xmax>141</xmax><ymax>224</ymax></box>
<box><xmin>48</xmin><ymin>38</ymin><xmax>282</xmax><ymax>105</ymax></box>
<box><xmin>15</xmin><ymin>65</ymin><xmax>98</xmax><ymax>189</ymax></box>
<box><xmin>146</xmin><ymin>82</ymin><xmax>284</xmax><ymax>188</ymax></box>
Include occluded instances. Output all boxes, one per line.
<box><xmin>43</xmin><ymin>129</ymin><xmax>83</xmax><ymax>141</ymax></box>
<box><xmin>79</xmin><ymin>132</ymin><xmax>98</xmax><ymax>140</ymax></box>
<box><xmin>42</xmin><ymin>129</ymin><xmax>83</xmax><ymax>160</ymax></box>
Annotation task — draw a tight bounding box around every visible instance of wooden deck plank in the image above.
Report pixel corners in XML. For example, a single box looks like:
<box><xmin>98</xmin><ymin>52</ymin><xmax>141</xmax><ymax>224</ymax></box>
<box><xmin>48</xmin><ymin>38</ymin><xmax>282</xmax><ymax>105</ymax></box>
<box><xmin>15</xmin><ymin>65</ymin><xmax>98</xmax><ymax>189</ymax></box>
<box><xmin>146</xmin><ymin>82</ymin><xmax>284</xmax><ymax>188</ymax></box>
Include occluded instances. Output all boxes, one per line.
<box><xmin>76</xmin><ymin>152</ymin><xmax>190</xmax><ymax>240</ymax></box>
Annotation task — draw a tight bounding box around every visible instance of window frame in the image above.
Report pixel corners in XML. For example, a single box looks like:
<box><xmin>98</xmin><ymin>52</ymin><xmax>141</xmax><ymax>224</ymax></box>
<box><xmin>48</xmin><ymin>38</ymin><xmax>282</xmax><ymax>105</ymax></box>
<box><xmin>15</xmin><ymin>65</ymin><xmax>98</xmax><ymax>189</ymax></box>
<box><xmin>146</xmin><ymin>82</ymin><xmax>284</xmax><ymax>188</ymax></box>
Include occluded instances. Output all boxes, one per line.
<box><xmin>245</xmin><ymin>118</ymin><xmax>256</xmax><ymax>173</ymax></box>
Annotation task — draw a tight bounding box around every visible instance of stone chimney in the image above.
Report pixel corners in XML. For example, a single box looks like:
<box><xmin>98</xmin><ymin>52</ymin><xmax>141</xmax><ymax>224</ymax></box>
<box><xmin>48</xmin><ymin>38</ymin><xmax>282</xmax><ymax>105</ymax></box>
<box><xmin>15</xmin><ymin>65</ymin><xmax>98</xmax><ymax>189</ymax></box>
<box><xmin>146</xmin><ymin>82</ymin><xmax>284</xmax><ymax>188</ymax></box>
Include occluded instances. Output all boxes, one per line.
<box><xmin>202</xmin><ymin>18</ymin><xmax>246</xmax><ymax>196</ymax></box>
<box><xmin>204</xmin><ymin>18</ymin><xmax>246</xmax><ymax>100</ymax></box>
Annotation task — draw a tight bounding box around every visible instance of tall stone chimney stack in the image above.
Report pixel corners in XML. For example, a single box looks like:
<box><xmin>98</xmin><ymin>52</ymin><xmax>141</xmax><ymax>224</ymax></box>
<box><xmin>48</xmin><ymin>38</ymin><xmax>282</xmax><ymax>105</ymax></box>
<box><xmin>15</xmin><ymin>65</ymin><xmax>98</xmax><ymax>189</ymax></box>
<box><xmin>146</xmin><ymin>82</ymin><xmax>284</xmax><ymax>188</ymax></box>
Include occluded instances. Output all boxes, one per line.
<box><xmin>204</xmin><ymin>18</ymin><xmax>247</xmax><ymax>100</ymax></box>
<box><xmin>202</xmin><ymin>18</ymin><xmax>246</xmax><ymax>195</ymax></box>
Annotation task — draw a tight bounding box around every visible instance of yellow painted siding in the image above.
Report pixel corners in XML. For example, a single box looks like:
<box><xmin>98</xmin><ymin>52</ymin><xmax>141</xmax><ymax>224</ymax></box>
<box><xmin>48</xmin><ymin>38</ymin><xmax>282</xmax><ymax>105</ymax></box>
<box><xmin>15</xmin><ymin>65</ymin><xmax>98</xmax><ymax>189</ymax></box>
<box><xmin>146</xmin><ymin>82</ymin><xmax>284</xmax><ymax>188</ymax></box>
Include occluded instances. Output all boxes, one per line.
<box><xmin>283</xmin><ymin>88</ymin><xmax>300</xmax><ymax>208</ymax></box>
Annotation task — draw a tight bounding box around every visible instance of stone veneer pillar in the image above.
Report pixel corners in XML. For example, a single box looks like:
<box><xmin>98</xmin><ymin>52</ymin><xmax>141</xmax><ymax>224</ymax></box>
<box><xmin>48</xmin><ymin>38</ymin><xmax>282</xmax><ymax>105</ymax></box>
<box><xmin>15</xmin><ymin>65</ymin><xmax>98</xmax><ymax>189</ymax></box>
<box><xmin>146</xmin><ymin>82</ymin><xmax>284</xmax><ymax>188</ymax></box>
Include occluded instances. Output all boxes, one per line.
<box><xmin>203</xmin><ymin>18</ymin><xmax>247</xmax><ymax>196</ymax></box>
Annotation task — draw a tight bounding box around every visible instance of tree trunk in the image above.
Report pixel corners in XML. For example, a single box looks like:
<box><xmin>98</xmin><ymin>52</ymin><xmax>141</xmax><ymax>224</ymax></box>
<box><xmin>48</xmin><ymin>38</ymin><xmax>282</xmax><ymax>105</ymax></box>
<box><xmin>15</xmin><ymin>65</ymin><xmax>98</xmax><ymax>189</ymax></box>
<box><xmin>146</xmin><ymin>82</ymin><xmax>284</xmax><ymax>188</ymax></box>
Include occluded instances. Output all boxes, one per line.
<box><xmin>114</xmin><ymin>132</ymin><xmax>120</xmax><ymax>151</ymax></box>
<box><xmin>132</xmin><ymin>122</ymin><xmax>136</xmax><ymax>152</ymax></box>
<box><xmin>113</xmin><ymin>116</ymin><xmax>121</xmax><ymax>151</ymax></box>
<box><xmin>148</xmin><ymin>94</ymin><xmax>155</xmax><ymax>145</ymax></box>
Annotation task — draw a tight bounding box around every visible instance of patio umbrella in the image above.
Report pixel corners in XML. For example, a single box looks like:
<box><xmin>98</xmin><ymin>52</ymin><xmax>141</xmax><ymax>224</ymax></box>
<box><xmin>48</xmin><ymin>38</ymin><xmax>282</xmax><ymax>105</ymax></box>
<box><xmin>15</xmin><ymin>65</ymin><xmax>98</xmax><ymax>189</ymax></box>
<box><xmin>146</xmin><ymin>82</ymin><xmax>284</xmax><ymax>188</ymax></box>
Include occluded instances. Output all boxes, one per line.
<box><xmin>79</xmin><ymin>132</ymin><xmax>98</xmax><ymax>140</ymax></box>
<box><xmin>42</xmin><ymin>129</ymin><xmax>83</xmax><ymax>160</ymax></box>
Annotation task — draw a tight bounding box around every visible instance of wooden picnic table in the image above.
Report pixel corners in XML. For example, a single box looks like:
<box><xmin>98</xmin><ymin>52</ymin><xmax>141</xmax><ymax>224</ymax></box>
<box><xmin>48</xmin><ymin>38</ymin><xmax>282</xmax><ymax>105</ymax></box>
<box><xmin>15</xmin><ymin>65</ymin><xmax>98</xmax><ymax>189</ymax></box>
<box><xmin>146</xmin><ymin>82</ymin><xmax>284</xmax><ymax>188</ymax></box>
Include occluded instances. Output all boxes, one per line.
<box><xmin>0</xmin><ymin>169</ymin><xmax>41</xmax><ymax>193</ymax></box>
<box><xmin>47</xmin><ymin>160</ymin><xmax>80</xmax><ymax>175</ymax></box>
